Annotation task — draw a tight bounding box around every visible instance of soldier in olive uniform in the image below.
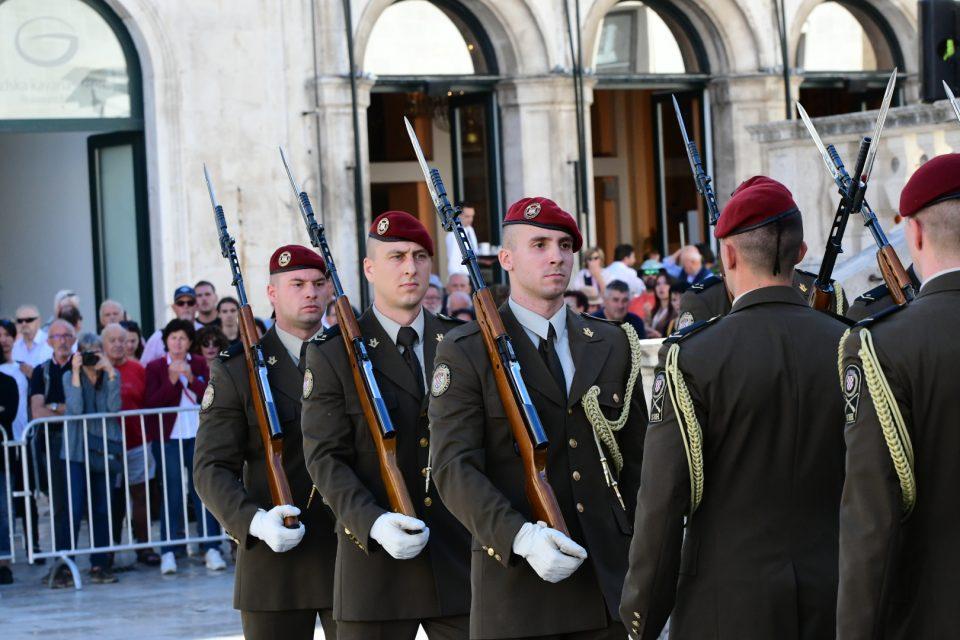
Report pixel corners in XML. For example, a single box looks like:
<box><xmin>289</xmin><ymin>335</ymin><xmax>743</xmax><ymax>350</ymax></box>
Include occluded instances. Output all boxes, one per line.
<box><xmin>837</xmin><ymin>154</ymin><xmax>960</xmax><ymax>639</ymax></box>
<box><xmin>845</xmin><ymin>264</ymin><xmax>920</xmax><ymax>322</ymax></box>
<box><xmin>194</xmin><ymin>245</ymin><xmax>337</xmax><ymax>640</ymax></box>
<box><xmin>301</xmin><ymin>211</ymin><xmax>471</xmax><ymax>639</ymax></box>
<box><xmin>429</xmin><ymin>197</ymin><xmax>648</xmax><ymax>640</ymax></box>
<box><xmin>621</xmin><ymin>177</ymin><xmax>851</xmax><ymax>639</ymax></box>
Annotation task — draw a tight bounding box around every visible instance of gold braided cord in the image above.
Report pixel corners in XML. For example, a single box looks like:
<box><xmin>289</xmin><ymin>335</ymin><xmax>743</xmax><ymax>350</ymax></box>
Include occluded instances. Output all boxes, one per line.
<box><xmin>664</xmin><ymin>343</ymin><xmax>704</xmax><ymax>515</ymax></box>
<box><xmin>580</xmin><ymin>323</ymin><xmax>643</xmax><ymax>473</ymax></box>
<box><xmin>837</xmin><ymin>328</ymin><xmax>852</xmax><ymax>388</ymax></box>
<box><xmin>833</xmin><ymin>280</ymin><xmax>846</xmax><ymax>315</ymax></box>
<box><xmin>858</xmin><ymin>328</ymin><xmax>916</xmax><ymax>517</ymax></box>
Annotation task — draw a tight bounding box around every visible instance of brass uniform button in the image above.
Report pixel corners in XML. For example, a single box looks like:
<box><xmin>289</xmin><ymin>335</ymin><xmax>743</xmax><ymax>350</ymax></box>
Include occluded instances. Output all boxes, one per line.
<box><xmin>568</xmin><ymin>438</ymin><xmax>578</xmax><ymax>448</ymax></box>
<box><xmin>494</xmin><ymin>553</ymin><xmax>502</xmax><ymax>562</ymax></box>
<box><xmin>487</xmin><ymin>547</ymin><xmax>495</xmax><ymax>557</ymax></box>
<box><xmin>344</xmin><ymin>528</ymin><xmax>351</xmax><ymax>535</ymax></box>
<box><xmin>567</xmin><ymin>408</ymin><xmax>573</xmax><ymax>415</ymax></box>
<box><xmin>424</xmin><ymin>496</ymin><xmax>433</xmax><ymax>507</ymax></box>
<box><xmin>419</xmin><ymin>437</ymin><xmax>429</xmax><ymax>448</ymax></box>
<box><xmin>576</xmin><ymin>502</ymin><xmax>585</xmax><ymax>513</ymax></box>
<box><xmin>572</xmin><ymin>470</ymin><xmax>581</xmax><ymax>481</ymax></box>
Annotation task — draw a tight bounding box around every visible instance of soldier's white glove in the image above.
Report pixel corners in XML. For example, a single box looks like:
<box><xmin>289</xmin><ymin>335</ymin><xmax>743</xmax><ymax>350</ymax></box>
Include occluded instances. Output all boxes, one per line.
<box><xmin>370</xmin><ymin>513</ymin><xmax>429</xmax><ymax>559</ymax></box>
<box><xmin>248</xmin><ymin>505</ymin><xmax>305</xmax><ymax>553</ymax></box>
<box><xmin>512</xmin><ymin>521</ymin><xmax>587</xmax><ymax>583</ymax></box>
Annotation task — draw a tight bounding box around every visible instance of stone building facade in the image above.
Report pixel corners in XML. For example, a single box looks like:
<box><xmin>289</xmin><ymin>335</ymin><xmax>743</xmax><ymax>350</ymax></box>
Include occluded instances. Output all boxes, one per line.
<box><xmin>0</xmin><ymin>0</ymin><xmax>937</xmax><ymax>328</ymax></box>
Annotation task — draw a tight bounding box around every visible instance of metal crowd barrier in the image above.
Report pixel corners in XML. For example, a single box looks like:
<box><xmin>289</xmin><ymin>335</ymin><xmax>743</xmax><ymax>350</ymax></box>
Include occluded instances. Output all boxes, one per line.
<box><xmin>1</xmin><ymin>429</ymin><xmax>13</xmax><ymax>563</ymax></box>
<box><xmin>3</xmin><ymin>407</ymin><xmax>227</xmax><ymax>589</ymax></box>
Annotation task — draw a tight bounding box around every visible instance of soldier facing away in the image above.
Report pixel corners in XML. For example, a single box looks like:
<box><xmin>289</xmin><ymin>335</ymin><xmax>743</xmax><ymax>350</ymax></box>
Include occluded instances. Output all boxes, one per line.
<box><xmin>301</xmin><ymin>211</ymin><xmax>472</xmax><ymax>640</ymax></box>
<box><xmin>837</xmin><ymin>153</ymin><xmax>960</xmax><ymax>639</ymax></box>
<box><xmin>429</xmin><ymin>197</ymin><xmax>648</xmax><ymax>639</ymax></box>
<box><xmin>620</xmin><ymin>177</ymin><xmax>851</xmax><ymax>639</ymax></box>
<box><xmin>193</xmin><ymin>245</ymin><xmax>338</xmax><ymax>640</ymax></box>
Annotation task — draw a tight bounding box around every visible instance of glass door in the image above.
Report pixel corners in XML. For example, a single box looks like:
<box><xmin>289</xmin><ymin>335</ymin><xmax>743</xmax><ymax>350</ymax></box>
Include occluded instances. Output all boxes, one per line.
<box><xmin>88</xmin><ymin>131</ymin><xmax>153</xmax><ymax>332</ymax></box>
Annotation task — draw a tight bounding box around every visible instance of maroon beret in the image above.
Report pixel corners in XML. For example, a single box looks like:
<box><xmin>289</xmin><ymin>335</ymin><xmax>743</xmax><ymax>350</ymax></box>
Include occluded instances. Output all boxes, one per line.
<box><xmin>269</xmin><ymin>244</ymin><xmax>327</xmax><ymax>275</ymax></box>
<box><xmin>369</xmin><ymin>210</ymin><xmax>434</xmax><ymax>256</ymax></box>
<box><xmin>899</xmin><ymin>153</ymin><xmax>960</xmax><ymax>217</ymax></box>
<box><xmin>503</xmin><ymin>197</ymin><xmax>583</xmax><ymax>252</ymax></box>
<box><xmin>715</xmin><ymin>176</ymin><xmax>800</xmax><ymax>239</ymax></box>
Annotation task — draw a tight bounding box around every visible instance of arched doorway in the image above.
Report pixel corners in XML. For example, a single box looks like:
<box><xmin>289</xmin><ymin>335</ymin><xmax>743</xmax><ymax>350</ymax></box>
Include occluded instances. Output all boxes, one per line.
<box><xmin>364</xmin><ymin>0</ymin><xmax>503</xmax><ymax>282</ymax></box>
<box><xmin>0</xmin><ymin>0</ymin><xmax>153</xmax><ymax>330</ymax></box>
<box><xmin>796</xmin><ymin>1</ymin><xmax>904</xmax><ymax>117</ymax></box>
<box><xmin>589</xmin><ymin>0</ymin><xmax>713</xmax><ymax>260</ymax></box>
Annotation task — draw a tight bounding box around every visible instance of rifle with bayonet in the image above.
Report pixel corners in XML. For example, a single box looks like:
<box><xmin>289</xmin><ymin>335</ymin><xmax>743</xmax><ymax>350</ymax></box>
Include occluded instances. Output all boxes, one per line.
<box><xmin>203</xmin><ymin>165</ymin><xmax>298</xmax><ymax>528</ymax></box>
<box><xmin>942</xmin><ymin>80</ymin><xmax>960</xmax><ymax>125</ymax></box>
<box><xmin>278</xmin><ymin>147</ymin><xmax>417</xmax><ymax>518</ymax></box>
<box><xmin>403</xmin><ymin>117</ymin><xmax>569</xmax><ymax>536</ymax></box>
<box><xmin>796</xmin><ymin>68</ymin><xmax>914</xmax><ymax>307</ymax></box>
<box><xmin>672</xmin><ymin>95</ymin><xmax>720</xmax><ymax>225</ymax></box>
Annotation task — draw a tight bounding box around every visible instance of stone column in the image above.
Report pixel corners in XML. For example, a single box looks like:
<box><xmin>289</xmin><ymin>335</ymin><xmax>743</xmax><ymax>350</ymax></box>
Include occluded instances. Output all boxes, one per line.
<box><xmin>308</xmin><ymin>75</ymin><xmax>373</xmax><ymax>300</ymax></box>
<box><xmin>497</xmin><ymin>75</ymin><xmax>585</xmax><ymax>222</ymax></box>
<box><xmin>709</xmin><ymin>73</ymin><xmax>802</xmax><ymax>198</ymax></box>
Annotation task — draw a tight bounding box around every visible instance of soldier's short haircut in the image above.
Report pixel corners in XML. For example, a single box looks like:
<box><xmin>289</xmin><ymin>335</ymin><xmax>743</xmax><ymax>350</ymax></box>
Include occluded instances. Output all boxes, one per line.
<box><xmin>730</xmin><ymin>211</ymin><xmax>804</xmax><ymax>275</ymax></box>
<box><xmin>613</xmin><ymin>244</ymin><xmax>635</xmax><ymax>261</ymax></box>
<box><xmin>917</xmin><ymin>199</ymin><xmax>960</xmax><ymax>258</ymax></box>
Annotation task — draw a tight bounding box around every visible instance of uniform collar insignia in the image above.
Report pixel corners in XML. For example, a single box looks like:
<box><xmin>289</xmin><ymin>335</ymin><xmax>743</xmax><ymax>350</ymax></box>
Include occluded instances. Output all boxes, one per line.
<box><xmin>583</xmin><ymin>327</ymin><xmax>594</xmax><ymax>338</ymax></box>
<box><xmin>368</xmin><ymin>338</ymin><xmax>379</xmax><ymax>348</ymax></box>
<box><xmin>436</xmin><ymin>333</ymin><xmax>444</xmax><ymax>342</ymax></box>
<box><xmin>799</xmin><ymin>283</ymin><xmax>809</xmax><ymax>293</ymax></box>
<box><xmin>267</xmin><ymin>355</ymin><xmax>278</xmax><ymax>366</ymax></box>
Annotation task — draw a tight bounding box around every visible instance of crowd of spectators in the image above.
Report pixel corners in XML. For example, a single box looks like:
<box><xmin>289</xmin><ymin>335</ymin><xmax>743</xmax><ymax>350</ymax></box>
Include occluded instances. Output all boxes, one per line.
<box><xmin>0</xmin><ymin>283</ymin><xmax>237</xmax><ymax>587</ymax></box>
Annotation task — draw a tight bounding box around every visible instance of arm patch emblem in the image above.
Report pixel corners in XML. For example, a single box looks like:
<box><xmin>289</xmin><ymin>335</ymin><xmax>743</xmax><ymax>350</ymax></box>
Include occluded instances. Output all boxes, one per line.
<box><xmin>649</xmin><ymin>371</ymin><xmax>667</xmax><ymax>423</ymax></box>
<box><xmin>843</xmin><ymin>364</ymin><xmax>862</xmax><ymax>424</ymax></box>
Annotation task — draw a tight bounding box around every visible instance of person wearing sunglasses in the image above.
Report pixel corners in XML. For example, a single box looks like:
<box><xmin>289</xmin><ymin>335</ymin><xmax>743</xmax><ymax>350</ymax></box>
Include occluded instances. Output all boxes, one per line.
<box><xmin>11</xmin><ymin>305</ymin><xmax>52</xmax><ymax>377</ymax></box>
<box><xmin>140</xmin><ymin>286</ymin><xmax>201</xmax><ymax>364</ymax></box>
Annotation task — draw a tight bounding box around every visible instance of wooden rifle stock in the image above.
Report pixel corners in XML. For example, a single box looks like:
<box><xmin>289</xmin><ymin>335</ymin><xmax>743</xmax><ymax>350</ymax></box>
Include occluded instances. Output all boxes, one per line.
<box><xmin>473</xmin><ymin>289</ymin><xmax>568</xmax><ymax>535</ymax></box>
<box><xmin>809</xmin><ymin>283</ymin><xmax>835</xmax><ymax>312</ymax></box>
<box><xmin>238</xmin><ymin>306</ymin><xmax>298</xmax><ymax>528</ymax></box>
<box><xmin>878</xmin><ymin>245</ymin><xmax>912</xmax><ymax>305</ymax></box>
<box><xmin>335</xmin><ymin>297</ymin><xmax>417</xmax><ymax>517</ymax></box>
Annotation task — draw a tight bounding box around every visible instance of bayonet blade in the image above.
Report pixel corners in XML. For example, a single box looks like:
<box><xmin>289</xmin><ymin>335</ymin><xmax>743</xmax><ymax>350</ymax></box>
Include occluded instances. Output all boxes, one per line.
<box><xmin>672</xmin><ymin>95</ymin><xmax>697</xmax><ymax>175</ymax></box>
<box><xmin>796</xmin><ymin>102</ymin><xmax>841</xmax><ymax>185</ymax></box>
<box><xmin>278</xmin><ymin>146</ymin><xmax>303</xmax><ymax>197</ymax></box>
<box><xmin>943</xmin><ymin>80</ymin><xmax>960</xmax><ymax>125</ymax></box>
<box><xmin>203</xmin><ymin>163</ymin><xmax>219</xmax><ymax>208</ymax></box>
<box><xmin>403</xmin><ymin>116</ymin><xmax>441</xmax><ymax>209</ymax></box>
<box><xmin>861</xmin><ymin>67</ymin><xmax>897</xmax><ymax>183</ymax></box>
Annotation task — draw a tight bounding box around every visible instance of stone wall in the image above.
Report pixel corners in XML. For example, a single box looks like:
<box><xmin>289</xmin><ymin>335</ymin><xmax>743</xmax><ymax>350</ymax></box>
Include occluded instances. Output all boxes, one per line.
<box><xmin>748</xmin><ymin>100</ymin><xmax>960</xmax><ymax>298</ymax></box>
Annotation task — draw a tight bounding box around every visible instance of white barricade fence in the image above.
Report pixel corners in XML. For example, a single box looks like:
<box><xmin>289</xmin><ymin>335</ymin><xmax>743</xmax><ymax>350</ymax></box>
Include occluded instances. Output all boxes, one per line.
<box><xmin>5</xmin><ymin>407</ymin><xmax>227</xmax><ymax>588</ymax></box>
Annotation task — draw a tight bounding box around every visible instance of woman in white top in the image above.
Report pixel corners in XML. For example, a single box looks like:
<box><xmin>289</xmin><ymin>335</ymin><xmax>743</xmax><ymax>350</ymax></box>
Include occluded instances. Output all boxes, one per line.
<box><xmin>0</xmin><ymin>319</ymin><xmax>29</xmax><ymax>440</ymax></box>
<box><xmin>570</xmin><ymin>246</ymin><xmax>607</xmax><ymax>294</ymax></box>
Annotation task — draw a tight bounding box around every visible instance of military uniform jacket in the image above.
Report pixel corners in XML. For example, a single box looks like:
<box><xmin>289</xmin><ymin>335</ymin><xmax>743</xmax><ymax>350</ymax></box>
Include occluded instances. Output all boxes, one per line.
<box><xmin>621</xmin><ymin>286</ymin><xmax>850</xmax><ymax>640</ymax></box>
<box><xmin>300</xmin><ymin>309</ymin><xmax>471</xmax><ymax>623</ymax></box>
<box><xmin>837</xmin><ymin>270</ymin><xmax>960</xmax><ymax>640</ymax></box>
<box><xmin>845</xmin><ymin>265</ymin><xmax>920</xmax><ymax>322</ymax></box>
<box><xmin>678</xmin><ymin>269</ymin><xmax>846</xmax><ymax>327</ymax></box>
<box><xmin>193</xmin><ymin>326</ymin><xmax>337</xmax><ymax>611</ymax></box>
<box><xmin>428</xmin><ymin>304</ymin><xmax>647</xmax><ymax>639</ymax></box>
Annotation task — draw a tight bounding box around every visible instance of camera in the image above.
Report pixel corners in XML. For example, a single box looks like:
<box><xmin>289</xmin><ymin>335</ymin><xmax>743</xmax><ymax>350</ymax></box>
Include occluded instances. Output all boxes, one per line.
<box><xmin>81</xmin><ymin>351</ymin><xmax>100</xmax><ymax>367</ymax></box>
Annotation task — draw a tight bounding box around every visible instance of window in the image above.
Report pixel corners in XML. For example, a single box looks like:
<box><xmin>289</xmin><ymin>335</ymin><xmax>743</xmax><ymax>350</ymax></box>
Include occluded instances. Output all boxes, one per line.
<box><xmin>595</xmin><ymin>1</ymin><xmax>686</xmax><ymax>75</ymax></box>
<box><xmin>0</xmin><ymin>0</ymin><xmax>132</xmax><ymax>119</ymax></box>
<box><xmin>364</xmin><ymin>0</ymin><xmax>489</xmax><ymax>75</ymax></box>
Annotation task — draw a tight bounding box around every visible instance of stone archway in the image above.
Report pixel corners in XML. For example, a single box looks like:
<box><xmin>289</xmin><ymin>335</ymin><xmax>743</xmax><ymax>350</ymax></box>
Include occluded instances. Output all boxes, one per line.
<box><xmin>354</xmin><ymin>0</ymin><xmax>552</xmax><ymax>76</ymax></box>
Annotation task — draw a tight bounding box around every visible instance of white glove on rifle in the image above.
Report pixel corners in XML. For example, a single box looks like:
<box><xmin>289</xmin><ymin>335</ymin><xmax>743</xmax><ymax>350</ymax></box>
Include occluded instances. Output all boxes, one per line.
<box><xmin>512</xmin><ymin>521</ymin><xmax>587</xmax><ymax>583</ymax></box>
<box><xmin>248</xmin><ymin>505</ymin><xmax>305</xmax><ymax>553</ymax></box>
<box><xmin>370</xmin><ymin>512</ymin><xmax>430</xmax><ymax>559</ymax></box>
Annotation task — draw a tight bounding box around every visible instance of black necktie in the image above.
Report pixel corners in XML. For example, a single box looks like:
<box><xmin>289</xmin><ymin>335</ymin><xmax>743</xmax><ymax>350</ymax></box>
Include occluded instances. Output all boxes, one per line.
<box><xmin>298</xmin><ymin>340</ymin><xmax>309</xmax><ymax>374</ymax></box>
<box><xmin>397</xmin><ymin>326</ymin><xmax>424</xmax><ymax>398</ymax></box>
<box><xmin>538</xmin><ymin>323</ymin><xmax>567</xmax><ymax>403</ymax></box>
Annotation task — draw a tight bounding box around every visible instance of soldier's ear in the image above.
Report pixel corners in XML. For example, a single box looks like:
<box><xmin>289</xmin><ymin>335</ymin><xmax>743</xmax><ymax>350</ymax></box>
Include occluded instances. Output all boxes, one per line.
<box><xmin>796</xmin><ymin>240</ymin><xmax>808</xmax><ymax>265</ymax></box>
<box><xmin>719</xmin><ymin>240</ymin><xmax>736</xmax><ymax>272</ymax></box>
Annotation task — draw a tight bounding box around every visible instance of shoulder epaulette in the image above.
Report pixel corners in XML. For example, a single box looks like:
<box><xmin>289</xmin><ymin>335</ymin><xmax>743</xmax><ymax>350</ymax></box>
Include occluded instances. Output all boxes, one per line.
<box><xmin>217</xmin><ymin>342</ymin><xmax>244</xmax><ymax>362</ymax></box>
<box><xmin>314</xmin><ymin>325</ymin><xmax>342</xmax><ymax>344</ymax></box>
<box><xmin>581</xmin><ymin>312</ymin><xmax>616</xmax><ymax>324</ymax></box>
<box><xmin>436</xmin><ymin>313</ymin><xmax>466</xmax><ymax>325</ymax></box>
<box><xmin>449</xmin><ymin>321</ymin><xmax>480</xmax><ymax>340</ymax></box>
<box><xmin>853</xmin><ymin>282</ymin><xmax>890</xmax><ymax>306</ymax></box>
<box><xmin>690</xmin><ymin>274</ymin><xmax>723</xmax><ymax>294</ymax></box>
<box><xmin>795</xmin><ymin>268</ymin><xmax>817</xmax><ymax>279</ymax></box>
<box><xmin>854</xmin><ymin>301</ymin><xmax>908</xmax><ymax>328</ymax></box>
<box><xmin>665</xmin><ymin>314</ymin><xmax>722</xmax><ymax>344</ymax></box>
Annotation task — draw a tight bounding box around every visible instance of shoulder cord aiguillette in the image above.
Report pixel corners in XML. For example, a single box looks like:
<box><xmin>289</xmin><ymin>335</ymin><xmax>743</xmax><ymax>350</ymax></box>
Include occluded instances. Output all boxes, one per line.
<box><xmin>581</xmin><ymin>323</ymin><xmax>643</xmax><ymax>474</ymax></box>
<box><xmin>665</xmin><ymin>343</ymin><xmax>704</xmax><ymax>515</ymax></box>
